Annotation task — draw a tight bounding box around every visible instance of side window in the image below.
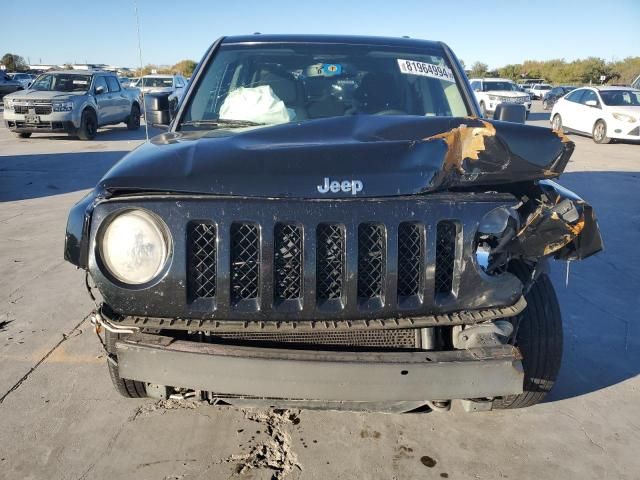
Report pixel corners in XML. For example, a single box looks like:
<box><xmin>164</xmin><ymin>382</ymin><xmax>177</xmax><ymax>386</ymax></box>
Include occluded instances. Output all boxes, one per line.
<box><xmin>94</xmin><ymin>76</ymin><xmax>108</xmax><ymax>94</ymax></box>
<box><xmin>175</xmin><ymin>77</ymin><xmax>184</xmax><ymax>88</ymax></box>
<box><xmin>106</xmin><ymin>76</ymin><xmax>121</xmax><ymax>92</ymax></box>
<box><xmin>580</xmin><ymin>90</ymin><xmax>599</xmax><ymax>106</ymax></box>
<box><xmin>470</xmin><ymin>80</ymin><xmax>480</xmax><ymax>91</ymax></box>
<box><xmin>565</xmin><ymin>89</ymin><xmax>585</xmax><ymax>103</ymax></box>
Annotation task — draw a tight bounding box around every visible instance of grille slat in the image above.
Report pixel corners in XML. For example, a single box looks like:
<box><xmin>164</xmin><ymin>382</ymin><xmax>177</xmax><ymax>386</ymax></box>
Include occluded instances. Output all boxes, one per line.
<box><xmin>274</xmin><ymin>223</ymin><xmax>303</xmax><ymax>301</ymax></box>
<box><xmin>357</xmin><ymin>223</ymin><xmax>385</xmax><ymax>300</ymax></box>
<box><xmin>316</xmin><ymin>224</ymin><xmax>345</xmax><ymax>301</ymax></box>
<box><xmin>189</xmin><ymin>223</ymin><xmax>217</xmax><ymax>299</ymax></box>
<box><xmin>230</xmin><ymin>223</ymin><xmax>260</xmax><ymax>304</ymax></box>
<box><xmin>397</xmin><ymin>223</ymin><xmax>423</xmax><ymax>297</ymax></box>
<box><xmin>435</xmin><ymin>221</ymin><xmax>457</xmax><ymax>295</ymax></box>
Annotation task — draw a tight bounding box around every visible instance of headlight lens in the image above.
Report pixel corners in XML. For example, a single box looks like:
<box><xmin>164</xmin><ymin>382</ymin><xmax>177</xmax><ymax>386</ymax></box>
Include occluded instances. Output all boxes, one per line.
<box><xmin>100</xmin><ymin>210</ymin><xmax>170</xmax><ymax>285</ymax></box>
<box><xmin>4</xmin><ymin>98</ymin><xmax>14</xmax><ymax>110</ymax></box>
<box><xmin>52</xmin><ymin>101</ymin><xmax>74</xmax><ymax>112</ymax></box>
<box><xmin>612</xmin><ymin>112</ymin><xmax>636</xmax><ymax>123</ymax></box>
<box><xmin>488</xmin><ymin>95</ymin><xmax>499</xmax><ymax>101</ymax></box>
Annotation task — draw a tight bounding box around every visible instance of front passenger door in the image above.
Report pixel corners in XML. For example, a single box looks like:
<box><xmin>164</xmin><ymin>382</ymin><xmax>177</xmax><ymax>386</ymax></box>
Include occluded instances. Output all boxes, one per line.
<box><xmin>93</xmin><ymin>76</ymin><xmax>112</xmax><ymax>124</ymax></box>
<box><xmin>576</xmin><ymin>90</ymin><xmax>601</xmax><ymax>133</ymax></box>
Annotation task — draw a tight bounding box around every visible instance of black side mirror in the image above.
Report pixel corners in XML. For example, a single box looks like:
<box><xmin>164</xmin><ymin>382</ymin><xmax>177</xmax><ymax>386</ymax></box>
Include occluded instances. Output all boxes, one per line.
<box><xmin>95</xmin><ymin>85</ymin><xmax>106</xmax><ymax>95</ymax></box>
<box><xmin>493</xmin><ymin>103</ymin><xmax>526</xmax><ymax>124</ymax></box>
<box><xmin>144</xmin><ymin>92</ymin><xmax>172</xmax><ymax>127</ymax></box>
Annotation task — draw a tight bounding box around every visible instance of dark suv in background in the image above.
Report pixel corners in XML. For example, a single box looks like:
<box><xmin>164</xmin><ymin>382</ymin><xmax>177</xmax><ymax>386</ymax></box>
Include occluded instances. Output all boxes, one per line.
<box><xmin>542</xmin><ymin>85</ymin><xmax>576</xmax><ymax>110</ymax></box>
<box><xmin>0</xmin><ymin>71</ymin><xmax>23</xmax><ymax>99</ymax></box>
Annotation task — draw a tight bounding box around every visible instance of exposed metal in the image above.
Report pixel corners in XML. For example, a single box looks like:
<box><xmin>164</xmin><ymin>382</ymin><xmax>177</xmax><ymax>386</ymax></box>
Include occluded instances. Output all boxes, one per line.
<box><xmin>116</xmin><ymin>334</ymin><xmax>524</xmax><ymax>402</ymax></box>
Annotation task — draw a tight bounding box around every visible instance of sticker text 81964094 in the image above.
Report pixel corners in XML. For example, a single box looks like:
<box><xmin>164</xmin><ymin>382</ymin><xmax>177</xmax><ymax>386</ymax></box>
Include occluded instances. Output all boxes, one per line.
<box><xmin>397</xmin><ymin>59</ymin><xmax>455</xmax><ymax>83</ymax></box>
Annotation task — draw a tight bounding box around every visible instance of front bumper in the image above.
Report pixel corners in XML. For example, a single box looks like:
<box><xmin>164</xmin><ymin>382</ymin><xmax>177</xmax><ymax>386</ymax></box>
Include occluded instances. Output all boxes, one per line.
<box><xmin>608</xmin><ymin>121</ymin><xmax>640</xmax><ymax>141</ymax></box>
<box><xmin>116</xmin><ymin>333</ymin><xmax>524</xmax><ymax>402</ymax></box>
<box><xmin>4</xmin><ymin>110</ymin><xmax>80</xmax><ymax>132</ymax></box>
<box><xmin>486</xmin><ymin>101</ymin><xmax>531</xmax><ymax>114</ymax></box>
<box><xmin>5</xmin><ymin>118</ymin><xmax>76</xmax><ymax>133</ymax></box>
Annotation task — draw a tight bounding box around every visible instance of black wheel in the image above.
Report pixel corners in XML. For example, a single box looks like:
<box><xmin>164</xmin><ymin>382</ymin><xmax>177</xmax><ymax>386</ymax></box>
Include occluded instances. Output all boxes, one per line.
<box><xmin>126</xmin><ymin>104</ymin><xmax>141</xmax><ymax>130</ymax></box>
<box><xmin>494</xmin><ymin>262</ymin><xmax>563</xmax><ymax>409</ymax></box>
<box><xmin>77</xmin><ymin>109</ymin><xmax>98</xmax><ymax>140</ymax></box>
<box><xmin>592</xmin><ymin>120</ymin><xmax>611</xmax><ymax>144</ymax></box>
<box><xmin>551</xmin><ymin>114</ymin><xmax>563</xmax><ymax>132</ymax></box>
<box><xmin>542</xmin><ymin>99</ymin><xmax>549</xmax><ymax>110</ymax></box>
<box><xmin>16</xmin><ymin>132</ymin><xmax>32</xmax><ymax>138</ymax></box>
<box><xmin>105</xmin><ymin>330</ymin><xmax>147</xmax><ymax>398</ymax></box>
<box><xmin>479</xmin><ymin>101</ymin><xmax>487</xmax><ymax>117</ymax></box>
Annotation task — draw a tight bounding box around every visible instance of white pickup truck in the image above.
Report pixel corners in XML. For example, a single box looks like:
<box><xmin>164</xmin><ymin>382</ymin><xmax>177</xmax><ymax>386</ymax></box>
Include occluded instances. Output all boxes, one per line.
<box><xmin>3</xmin><ymin>70</ymin><xmax>142</xmax><ymax>140</ymax></box>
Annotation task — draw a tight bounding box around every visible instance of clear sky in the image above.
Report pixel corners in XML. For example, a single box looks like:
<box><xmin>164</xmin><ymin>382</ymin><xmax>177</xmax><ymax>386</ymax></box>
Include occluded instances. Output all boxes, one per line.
<box><xmin>3</xmin><ymin>0</ymin><xmax>639</xmax><ymax>69</ymax></box>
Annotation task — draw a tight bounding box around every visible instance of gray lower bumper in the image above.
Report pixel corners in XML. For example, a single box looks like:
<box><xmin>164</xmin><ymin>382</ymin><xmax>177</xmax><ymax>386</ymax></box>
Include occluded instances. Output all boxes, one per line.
<box><xmin>116</xmin><ymin>333</ymin><xmax>523</xmax><ymax>402</ymax></box>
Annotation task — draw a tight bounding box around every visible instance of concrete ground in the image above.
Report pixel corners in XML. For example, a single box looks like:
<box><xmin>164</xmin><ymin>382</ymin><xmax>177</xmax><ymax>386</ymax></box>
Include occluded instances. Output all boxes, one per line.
<box><xmin>0</xmin><ymin>103</ymin><xmax>638</xmax><ymax>480</ymax></box>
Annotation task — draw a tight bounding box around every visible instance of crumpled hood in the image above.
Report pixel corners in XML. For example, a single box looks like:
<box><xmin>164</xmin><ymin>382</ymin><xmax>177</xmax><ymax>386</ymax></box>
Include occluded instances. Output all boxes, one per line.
<box><xmin>99</xmin><ymin>115</ymin><xmax>573</xmax><ymax>198</ymax></box>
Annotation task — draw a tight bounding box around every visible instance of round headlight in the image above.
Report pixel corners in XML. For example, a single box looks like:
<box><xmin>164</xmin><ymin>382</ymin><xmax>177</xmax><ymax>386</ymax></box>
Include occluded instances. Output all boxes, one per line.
<box><xmin>100</xmin><ymin>210</ymin><xmax>170</xmax><ymax>285</ymax></box>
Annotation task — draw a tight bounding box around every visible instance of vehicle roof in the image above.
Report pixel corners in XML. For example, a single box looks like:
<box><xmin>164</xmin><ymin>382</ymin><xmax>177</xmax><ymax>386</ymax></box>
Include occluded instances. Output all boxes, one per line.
<box><xmin>578</xmin><ymin>86</ymin><xmax>639</xmax><ymax>91</ymax></box>
<box><xmin>221</xmin><ymin>34</ymin><xmax>444</xmax><ymax>50</ymax></box>
<box><xmin>469</xmin><ymin>77</ymin><xmax>514</xmax><ymax>82</ymax></box>
<box><xmin>141</xmin><ymin>74</ymin><xmax>176</xmax><ymax>78</ymax></box>
<box><xmin>41</xmin><ymin>70</ymin><xmax>114</xmax><ymax>75</ymax></box>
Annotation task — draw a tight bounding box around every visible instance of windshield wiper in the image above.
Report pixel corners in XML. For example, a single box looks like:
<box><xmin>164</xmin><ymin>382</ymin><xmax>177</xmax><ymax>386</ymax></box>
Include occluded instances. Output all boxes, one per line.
<box><xmin>180</xmin><ymin>119</ymin><xmax>266</xmax><ymax>129</ymax></box>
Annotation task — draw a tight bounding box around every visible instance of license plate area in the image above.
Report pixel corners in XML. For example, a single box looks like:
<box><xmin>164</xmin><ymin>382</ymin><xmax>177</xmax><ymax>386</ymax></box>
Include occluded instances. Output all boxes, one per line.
<box><xmin>25</xmin><ymin>114</ymin><xmax>40</xmax><ymax>124</ymax></box>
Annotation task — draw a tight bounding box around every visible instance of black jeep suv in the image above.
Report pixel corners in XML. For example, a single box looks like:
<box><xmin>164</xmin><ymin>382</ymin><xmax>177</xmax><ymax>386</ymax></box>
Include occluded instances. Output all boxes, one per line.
<box><xmin>65</xmin><ymin>35</ymin><xmax>602</xmax><ymax>412</ymax></box>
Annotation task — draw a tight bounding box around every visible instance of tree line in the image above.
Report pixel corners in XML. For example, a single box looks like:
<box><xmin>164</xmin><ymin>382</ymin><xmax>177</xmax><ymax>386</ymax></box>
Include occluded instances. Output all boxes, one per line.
<box><xmin>0</xmin><ymin>52</ymin><xmax>198</xmax><ymax>78</ymax></box>
<box><xmin>4</xmin><ymin>51</ymin><xmax>639</xmax><ymax>85</ymax></box>
<box><xmin>466</xmin><ymin>56</ymin><xmax>640</xmax><ymax>85</ymax></box>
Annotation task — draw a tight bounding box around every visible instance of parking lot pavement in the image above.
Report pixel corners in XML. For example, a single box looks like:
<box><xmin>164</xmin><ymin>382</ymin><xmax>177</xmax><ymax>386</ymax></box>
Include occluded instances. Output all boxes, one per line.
<box><xmin>0</xmin><ymin>103</ymin><xmax>638</xmax><ymax>480</ymax></box>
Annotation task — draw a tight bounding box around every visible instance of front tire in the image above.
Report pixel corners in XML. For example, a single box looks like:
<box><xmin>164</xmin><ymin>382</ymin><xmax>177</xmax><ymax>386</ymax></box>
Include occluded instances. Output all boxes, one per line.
<box><xmin>542</xmin><ymin>99</ymin><xmax>549</xmax><ymax>110</ymax></box>
<box><xmin>494</xmin><ymin>263</ymin><xmax>563</xmax><ymax>409</ymax></box>
<box><xmin>16</xmin><ymin>132</ymin><xmax>32</xmax><ymax>138</ymax></box>
<box><xmin>77</xmin><ymin>109</ymin><xmax>98</xmax><ymax>140</ymax></box>
<box><xmin>126</xmin><ymin>104</ymin><xmax>141</xmax><ymax>130</ymax></box>
<box><xmin>592</xmin><ymin>120</ymin><xmax>611</xmax><ymax>144</ymax></box>
<box><xmin>105</xmin><ymin>330</ymin><xmax>147</xmax><ymax>398</ymax></box>
<box><xmin>551</xmin><ymin>114</ymin><xmax>563</xmax><ymax>132</ymax></box>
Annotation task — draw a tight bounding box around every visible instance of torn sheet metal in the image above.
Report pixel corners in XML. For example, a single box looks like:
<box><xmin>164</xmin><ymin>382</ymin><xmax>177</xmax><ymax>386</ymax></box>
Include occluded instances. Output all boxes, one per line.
<box><xmin>475</xmin><ymin>179</ymin><xmax>603</xmax><ymax>274</ymax></box>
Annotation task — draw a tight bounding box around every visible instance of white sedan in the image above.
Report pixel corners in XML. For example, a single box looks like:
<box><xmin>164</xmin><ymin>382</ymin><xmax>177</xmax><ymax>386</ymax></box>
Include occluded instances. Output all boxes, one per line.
<box><xmin>550</xmin><ymin>86</ymin><xmax>640</xmax><ymax>144</ymax></box>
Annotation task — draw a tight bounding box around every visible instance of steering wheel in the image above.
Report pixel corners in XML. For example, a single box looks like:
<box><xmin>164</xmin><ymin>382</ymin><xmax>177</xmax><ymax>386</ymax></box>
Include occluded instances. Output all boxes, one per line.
<box><xmin>374</xmin><ymin>109</ymin><xmax>408</xmax><ymax>116</ymax></box>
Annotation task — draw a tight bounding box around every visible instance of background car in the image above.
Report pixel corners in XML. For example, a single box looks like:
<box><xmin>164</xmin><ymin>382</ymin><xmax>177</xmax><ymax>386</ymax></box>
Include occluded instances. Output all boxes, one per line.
<box><xmin>469</xmin><ymin>77</ymin><xmax>532</xmax><ymax>118</ymax></box>
<box><xmin>550</xmin><ymin>86</ymin><xmax>640</xmax><ymax>144</ymax></box>
<box><xmin>0</xmin><ymin>72</ymin><xmax>24</xmax><ymax>99</ymax></box>
<box><xmin>529</xmin><ymin>83</ymin><xmax>553</xmax><ymax>99</ymax></box>
<box><xmin>542</xmin><ymin>85</ymin><xmax>576</xmax><ymax>110</ymax></box>
<box><xmin>133</xmin><ymin>74</ymin><xmax>188</xmax><ymax>97</ymax></box>
<box><xmin>7</xmin><ymin>73</ymin><xmax>35</xmax><ymax>89</ymax></box>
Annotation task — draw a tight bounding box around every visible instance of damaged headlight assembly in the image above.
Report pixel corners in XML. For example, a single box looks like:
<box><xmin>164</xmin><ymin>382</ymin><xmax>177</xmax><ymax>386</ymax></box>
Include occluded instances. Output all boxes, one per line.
<box><xmin>475</xmin><ymin>180</ymin><xmax>601</xmax><ymax>276</ymax></box>
<box><xmin>98</xmin><ymin>209</ymin><xmax>171</xmax><ymax>285</ymax></box>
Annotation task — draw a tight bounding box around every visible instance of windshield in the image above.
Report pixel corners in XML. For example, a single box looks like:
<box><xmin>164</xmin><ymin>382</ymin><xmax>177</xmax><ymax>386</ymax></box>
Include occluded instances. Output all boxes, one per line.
<box><xmin>138</xmin><ymin>77</ymin><xmax>173</xmax><ymax>87</ymax></box>
<box><xmin>599</xmin><ymin>90</ymin><xmax>640</xmax><ymax>106</ymax></box>
<box><xmin>482</xmin><ymin>81</ymin><xmax>518</xmax><ymax>92</ymax></box>
<box><xmin>180</xmin><ymin>43</ymin><xmax>469</xmax><ymax>129</ymax></box>
<box><xmin>537</xmin><ymin>84</ymin><xmax>552</xmax><ymax>90</ymax></box>
<box><xmin>30</xmin><ymin>73</ymin><xmax>91</xmax><ymax>92</ymax></box>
